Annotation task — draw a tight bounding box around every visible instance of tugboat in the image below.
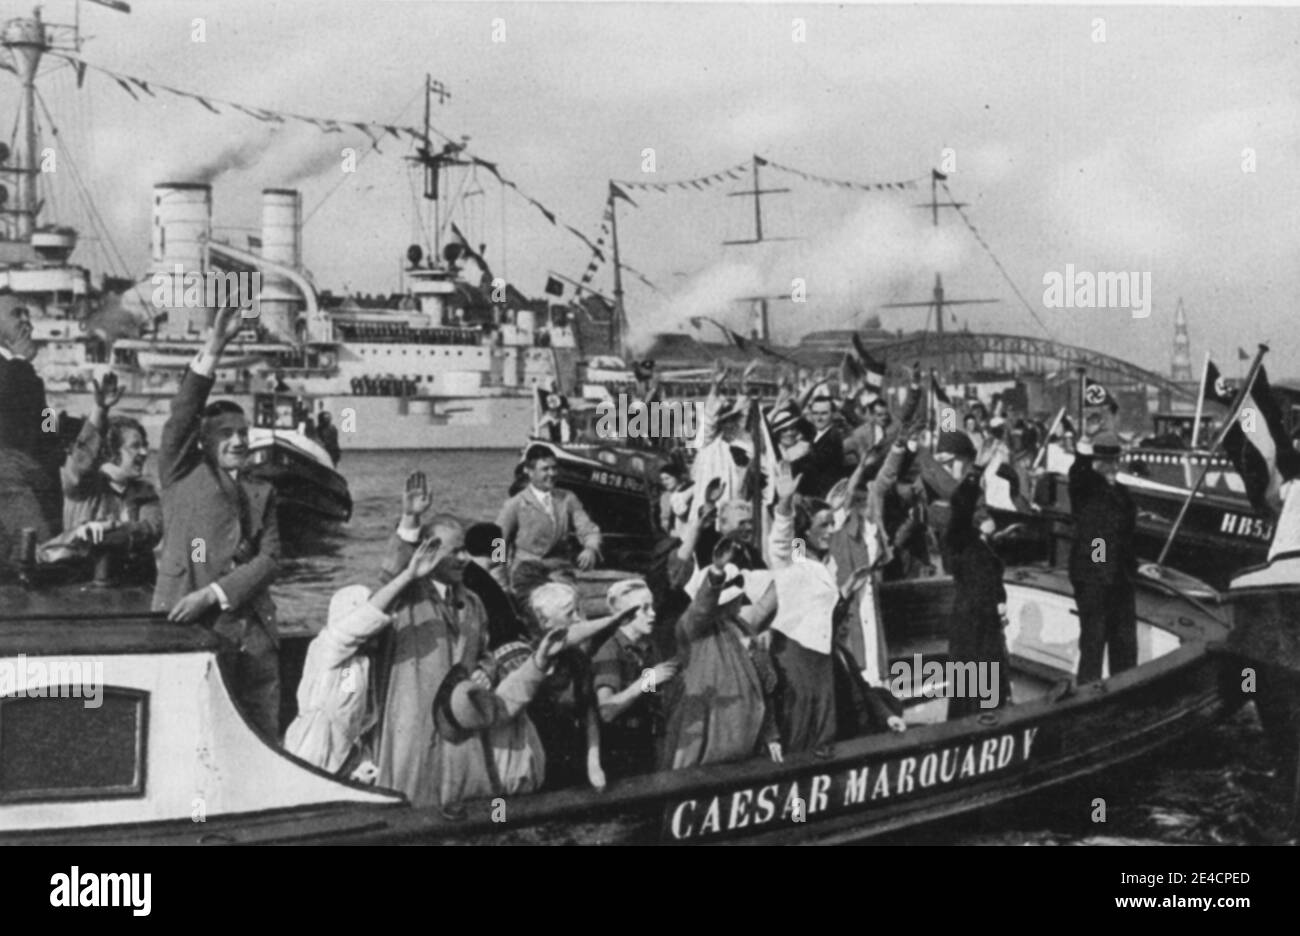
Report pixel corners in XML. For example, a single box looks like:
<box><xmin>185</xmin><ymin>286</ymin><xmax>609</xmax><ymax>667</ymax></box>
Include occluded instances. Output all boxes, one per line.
<box><xmin>245</xmin><ymin>393</ymin><xmax>352</xmax><ymax>540</ymax></box>
<box><xmin>0</xmin><ymin>562</ymin><xmax>1245</xmax><ymax>844</ymax></box>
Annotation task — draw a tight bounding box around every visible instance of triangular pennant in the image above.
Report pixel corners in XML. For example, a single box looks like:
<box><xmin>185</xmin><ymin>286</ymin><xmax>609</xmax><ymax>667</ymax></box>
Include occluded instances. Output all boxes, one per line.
<box><xmin>130</xmin><ymin>77</ymin><xmax>155</xmax><ymax>97</ymax></box>
<box><xmin>114</xmin><ymin>77</ymin><xmax>139</xmax><ymax>101</ymax></box>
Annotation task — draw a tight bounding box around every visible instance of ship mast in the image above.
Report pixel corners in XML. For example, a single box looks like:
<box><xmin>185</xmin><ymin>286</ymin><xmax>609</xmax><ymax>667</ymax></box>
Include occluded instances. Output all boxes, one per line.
<box><xmin>1</xmin><ymin>8</ymin><xmax>47</xmax><ymax>241</ymax></box>
<box><xmin>410</xmin><ymin>73</ymin><xmax>457</xmax><ymax>264</ymax></box>
<box><xmin>724</xmin><ymin>154</ymin><xmax>794</xmax><ymax>341</ymax></box>
<box><xmin>609</xmin><ymin>191</ymin><xmax>626</xmax><ymax>358</ymax></box>
<box><xmin>880</xmin><ymin>170</ymin><xmax>995</xmax><ymax>379</ymax></box>
<box><xmin>1</xmin><ymin>2</ymin><xmax>130</xmax><ymax>243</ymax></box>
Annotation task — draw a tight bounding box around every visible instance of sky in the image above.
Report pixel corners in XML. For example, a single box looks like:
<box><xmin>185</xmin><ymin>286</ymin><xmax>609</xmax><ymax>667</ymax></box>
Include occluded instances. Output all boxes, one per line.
<box><xmin>15</xmin><ymin>0</ymin><xmax>1300</xmax><ymax>377</ymax></box>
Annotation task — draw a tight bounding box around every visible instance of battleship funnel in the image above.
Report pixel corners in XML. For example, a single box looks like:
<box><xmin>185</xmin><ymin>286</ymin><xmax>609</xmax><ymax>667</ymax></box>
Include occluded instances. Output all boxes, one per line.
<box><xmin>258</xmin><ymin>188</ymin><xmax>302</xmax><ymax>341</ymax></box>
<box><xmin>150</xmin><ymin>182</ymin><xmax>212</xmax><ymax>335</ymax></box>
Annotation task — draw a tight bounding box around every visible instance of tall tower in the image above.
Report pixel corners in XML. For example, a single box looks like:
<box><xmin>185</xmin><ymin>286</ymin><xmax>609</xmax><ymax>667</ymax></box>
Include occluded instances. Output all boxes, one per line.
<box><xmin>1171</xmin><ymin>297</ymin><xmax>1192</xmax><ymax>381</ymax></box>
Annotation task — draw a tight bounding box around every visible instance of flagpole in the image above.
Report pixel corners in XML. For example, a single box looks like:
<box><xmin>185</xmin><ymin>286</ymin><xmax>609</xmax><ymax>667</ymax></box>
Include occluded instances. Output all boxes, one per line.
<box><xmin>1075</xmin><ymin>367</ymin><xmax>1085</xmax><ymax>436</ymax></box>
<box><xmin>1033</xmin><ymin>406</ymin><xmax>1066</xmax><ymax>471</ymax></box>
<box><xmin>927</xmin><ymin>369</ymin><xmax>936</xmax><ymax>452</ymax></box>
<box><xmin>1190</xmin><ymin>351</ymin><xmax>1210</xmax><ymax>449</ymax></box>
<box><xmin>607</xmin><ymin>185</ymin><xmax>626</xmax><ymax>361</ymax></box>
<box><xmin>1156</xmin><ymin>344</ymin><xmax>1269</xmax><ymax>568</ymax></box>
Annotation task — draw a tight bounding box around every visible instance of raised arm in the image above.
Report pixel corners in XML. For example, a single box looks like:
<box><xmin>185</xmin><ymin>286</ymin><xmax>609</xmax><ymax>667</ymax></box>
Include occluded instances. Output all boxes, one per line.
<box><xmin>767</xmin><ymin>460</ymin><xmax>800</xmax><ymax>569</ymax></box>
<box><xmin>379</xmin><ymin>471</ymin><xmax>431</xmax><ymax>585</ymax></box>
<box><xmin>867</xmin><ymin>440</ymin><xmax>910</xmax><ymax>500</ymax></box>
<box><xmin>677</xmin><ymin>537</ymin><xmax>739</xmax><ymax>643</ymax></box>
<box><xmin>61</xmin><ymin>417</ymin><xmax>102</xmax><ymax>498</ymax></box>
<box><xmin>158</xmin><ymin>308</ymin><xmax>243</xmax><ymax>489</ymax></box>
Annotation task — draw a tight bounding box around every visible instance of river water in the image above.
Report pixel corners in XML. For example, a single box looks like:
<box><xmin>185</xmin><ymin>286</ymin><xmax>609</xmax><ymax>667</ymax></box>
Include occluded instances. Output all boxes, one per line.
<box><xmin>272</xmin><ymin>450</ymin><xmax>1281</xmax><ymax>845</ymax></box>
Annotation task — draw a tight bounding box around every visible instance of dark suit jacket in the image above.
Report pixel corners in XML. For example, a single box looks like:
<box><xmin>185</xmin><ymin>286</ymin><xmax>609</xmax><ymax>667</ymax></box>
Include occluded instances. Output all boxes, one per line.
<box><xmin>1067</xmin><ymin>454</ymin><xmax>1137</xmax><ymax>586</ymax></box>
<box><xmin>795</xmin><ymin>427</ymin><xmax>845</xmax><ymax>500</ymax></box>
<box><xmin>463</xmin><ymin>561</ymin><xmax>530</xmax><ymax>649</ymax></box>
<box><xmin>0</xmin><ymin>355</ymin><xmax>63</xmax><ymax>529</ymax></box>
<box><xmin>151</xmin><ymin>368</ymin><xmax>280</xmax><ymax>639</ymax></box>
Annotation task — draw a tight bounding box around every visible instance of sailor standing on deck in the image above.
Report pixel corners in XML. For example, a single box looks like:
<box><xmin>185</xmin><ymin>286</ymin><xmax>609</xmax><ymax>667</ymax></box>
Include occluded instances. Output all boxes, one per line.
<box><xmin>153</xmin><ymin>307</ymin><xmax>283</xmax><ymax>740</ymax></box>
<box><xmin>1068</xmin><ymin>430</ymin><xmax>1138</xmax><ymax>683</ymax></box>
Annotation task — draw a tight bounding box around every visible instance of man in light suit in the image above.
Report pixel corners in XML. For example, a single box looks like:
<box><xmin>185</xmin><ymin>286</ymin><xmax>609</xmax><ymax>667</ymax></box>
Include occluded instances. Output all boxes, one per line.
<box><xmin>0</xmin><ymin>292</ymin><xmax>63</xmax><ymax>532</ymax></box>
<box><xmin>152</xmin><ymin>307</ymin><xmax>282</xmax><ymax>740</ymax></box>
<box><xmin>496</xmin><ymin>444</ymin><xmax>602</xmax><ymax>605</ymax></box>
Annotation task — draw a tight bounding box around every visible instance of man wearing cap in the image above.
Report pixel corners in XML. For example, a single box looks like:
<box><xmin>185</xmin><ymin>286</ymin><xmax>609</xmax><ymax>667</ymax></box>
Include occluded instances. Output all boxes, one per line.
<box><xmin>153</xmin><ymin>307</ymin><xmax>283</xmax><ymax>740</ymax></box>
<box><xmin>1068</xmin><ymin>430</ymin><xmax>1138</xmax><ymax>683</ymax></box>
<box><xmin>0</xmin><ymin>291</ymin><xmax>63</xmax><ymax>532</ymax></box>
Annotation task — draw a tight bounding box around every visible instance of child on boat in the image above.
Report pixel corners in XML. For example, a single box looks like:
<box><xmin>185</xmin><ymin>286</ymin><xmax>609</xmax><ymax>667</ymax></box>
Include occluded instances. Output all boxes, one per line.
<box><xmin>525</xmin><ymin>581</ymin><xmax>637</xmax><ymax>790</ymax></box>
<box><xmin>284</xmin><ymin>536</ymin><xmax>442</xmax><ymax>776</ymax></box>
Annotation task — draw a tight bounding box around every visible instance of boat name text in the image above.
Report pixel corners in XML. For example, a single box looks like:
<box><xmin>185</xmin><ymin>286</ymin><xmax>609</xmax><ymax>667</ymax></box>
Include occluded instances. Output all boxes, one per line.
<box><xmin>666</xmin><ymin>727</ymin><xmax>1039</xmax><ymax>841</ymax></box>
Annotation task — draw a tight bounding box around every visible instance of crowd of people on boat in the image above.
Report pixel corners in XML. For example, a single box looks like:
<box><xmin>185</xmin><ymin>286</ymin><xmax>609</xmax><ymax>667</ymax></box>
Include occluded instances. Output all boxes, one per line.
<box><xmin>274</xmin><ymin>346</ymin><xmax>1141</xmax><ymax>812</ymax></box>
<box><xmin>0</xmin><ymin>296</ymin><xmax>1142</xmax><ymax>816</ymax></box>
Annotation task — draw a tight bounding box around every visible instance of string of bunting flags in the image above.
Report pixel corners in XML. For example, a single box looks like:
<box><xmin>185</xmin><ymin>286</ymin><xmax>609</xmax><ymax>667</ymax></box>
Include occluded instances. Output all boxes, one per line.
<box><xmin>59</xmin><ymin>51</ymin><xmax>937</xmax><ymax>305</ymax></box>
<box><xmin>763</xmin><ymin>158</ymin><xmax>926</xmax><ymax>192</ymax></box>
<box><xmin>612</xmin><ymin>154</ymin><xmax>925</xmax><ymax>194</ymax></box>
<box><xmin>611</xmin><ymin>159</ymin><xmax>753</xmax><ymax>193</ymax></box>
<box><xmin>566</xmin><ymin>188</ymin><xmax>660</xmax><ymax>301</ymax></box>
<box><xmin>48</xmin><ymin>52</ymin><xmax>609</xmax><ymax>267</ymax></box>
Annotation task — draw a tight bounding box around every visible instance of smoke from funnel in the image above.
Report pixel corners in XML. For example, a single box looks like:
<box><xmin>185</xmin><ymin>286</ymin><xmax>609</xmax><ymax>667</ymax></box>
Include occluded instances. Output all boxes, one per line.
<box><xmin>626</xmin><ymin>199</ymin><xmax>970</xmax><ymax>355</ymax></box>
<box><xmin>188</xmin><ymin>134</ymin><xmax>276</xmax><ymax>186</ymax></box>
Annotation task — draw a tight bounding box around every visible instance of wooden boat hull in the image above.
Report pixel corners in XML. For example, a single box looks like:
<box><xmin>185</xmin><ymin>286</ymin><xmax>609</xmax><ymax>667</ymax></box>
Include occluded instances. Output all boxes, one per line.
<box><xmin>0</xmin><ymin>569</ymin><xmax>1242</xmax><ymax>845</ymax></box>
<box><xmin>245</xmin><ymin>438</ymin><xmax>352</xmax><ymax>555</ymax></box>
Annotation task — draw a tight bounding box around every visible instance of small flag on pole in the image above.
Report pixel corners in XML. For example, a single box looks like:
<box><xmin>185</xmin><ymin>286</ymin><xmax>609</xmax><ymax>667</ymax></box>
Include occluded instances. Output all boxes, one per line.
<box><xmin>851</xmin><ymin>333</ymin><xmax>886</xmax><ymax>391</ymax></box>
<box><xmin>544</xmin><ymin>276</ymin><xmax>564</xmax><ymax>298</ymax></box>
<box><xmin>1083</xmin><ymin>376</ymin><xmax>1118</xmax><ymax>413</ymax></box>
<box><xmin>1213</xmin><ymin>363</ymin><xmax>1300</xmax><ymax>511</ymax></box>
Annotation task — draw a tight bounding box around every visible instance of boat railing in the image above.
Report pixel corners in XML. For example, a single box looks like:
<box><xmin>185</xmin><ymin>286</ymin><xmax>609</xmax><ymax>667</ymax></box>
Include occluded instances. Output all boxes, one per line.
<box><xmin>1132</xmin><ymin>564</ymin><xmax>1227</xmax><ymax>622</ymax></box>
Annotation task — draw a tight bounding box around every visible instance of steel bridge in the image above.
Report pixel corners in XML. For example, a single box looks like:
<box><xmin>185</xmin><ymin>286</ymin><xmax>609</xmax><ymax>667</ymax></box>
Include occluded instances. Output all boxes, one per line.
<box><xmin>871</xmin><ymin>331</ymin><xmax>1195</xmax><ymax>403</ymax></box>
